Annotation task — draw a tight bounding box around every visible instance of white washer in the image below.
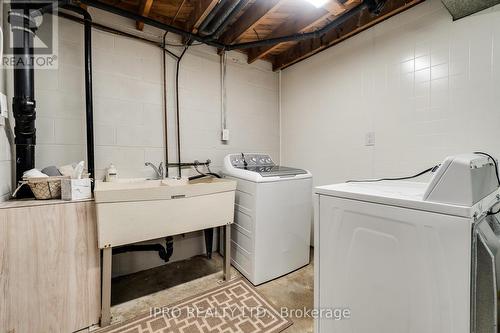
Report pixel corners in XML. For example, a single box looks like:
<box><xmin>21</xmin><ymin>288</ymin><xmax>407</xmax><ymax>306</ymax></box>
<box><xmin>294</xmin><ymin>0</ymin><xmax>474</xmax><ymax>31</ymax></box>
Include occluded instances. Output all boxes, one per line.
<box><xmin>223</xmin><ymin>153</ymin><xmax>312</xmax><ymax>285</ymax></box>
<box><xmin>314</xmin><ymin>153</ymin><xmax>500</xmax><ymax>333</ymax></box>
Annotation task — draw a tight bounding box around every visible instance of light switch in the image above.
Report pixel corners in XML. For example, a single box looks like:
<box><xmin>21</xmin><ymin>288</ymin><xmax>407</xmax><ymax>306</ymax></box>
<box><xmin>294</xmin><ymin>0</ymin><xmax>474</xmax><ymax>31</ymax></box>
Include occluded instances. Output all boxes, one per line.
<box><xmin>222</xmin><ymin>129</ymin><xmax>229</xmax><ymax>141</ymax></box>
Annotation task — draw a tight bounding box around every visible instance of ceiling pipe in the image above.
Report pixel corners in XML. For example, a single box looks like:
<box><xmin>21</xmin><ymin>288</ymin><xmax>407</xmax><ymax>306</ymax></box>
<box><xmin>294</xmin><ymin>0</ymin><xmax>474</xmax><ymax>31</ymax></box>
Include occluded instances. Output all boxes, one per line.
<box><xmin>225</xmin><ymin>3</ymin><xmax>368</xmax><ymax>50</ymax></box>
<box><xmin>197</xmin><ymin>0</ymin><xmax>231</xmax><ymax>35</ymax></box>
<box><xmin>80</xmin><ymin>0</ymin><xmax>377</xmax><ymax>52</ymax></box>
<box><xmin>80</xmin><ymin>0</ymin><xmax>226</xmax><ymax>49</ymax></box>
<box><xmin>200</xmin><ymin>0</ymin><xmax>248</xmax><ymax>39</ymax></box>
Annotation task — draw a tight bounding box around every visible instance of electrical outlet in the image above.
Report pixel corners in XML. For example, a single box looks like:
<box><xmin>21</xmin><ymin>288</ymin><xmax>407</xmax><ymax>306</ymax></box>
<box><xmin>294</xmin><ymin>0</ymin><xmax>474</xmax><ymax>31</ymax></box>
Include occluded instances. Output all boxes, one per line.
<box><xmin>365</xmin><ymin>131</ymin><xmax>375</xmax><ymax>146</ymax></box>
<box><xmin>222</xmin><ymin>129</ymin><xmax>229</xmax><ymax>141</ymax></box>
<box><xmin>0</xmin><ymin>93</ymin><xmax>8</xmax><ymax>119</ymax></box>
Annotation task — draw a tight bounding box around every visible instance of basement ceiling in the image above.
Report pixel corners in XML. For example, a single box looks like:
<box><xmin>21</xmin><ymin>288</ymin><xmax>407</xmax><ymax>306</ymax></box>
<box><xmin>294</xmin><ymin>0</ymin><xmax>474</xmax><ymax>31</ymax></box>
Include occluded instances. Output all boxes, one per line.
<box><xmin>81</xmin><ymin>0</ymin><xmax>424</xmax><ymax>70</ymax></box>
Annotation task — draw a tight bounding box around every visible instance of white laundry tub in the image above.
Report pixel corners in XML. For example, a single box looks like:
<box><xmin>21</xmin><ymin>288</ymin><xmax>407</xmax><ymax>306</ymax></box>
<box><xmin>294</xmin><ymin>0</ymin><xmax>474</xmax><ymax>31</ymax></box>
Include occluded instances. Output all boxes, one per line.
<box><xmin>94</xmin><ymin>177</ymin><xmax>236</xmax><ymax>248</ymax></box>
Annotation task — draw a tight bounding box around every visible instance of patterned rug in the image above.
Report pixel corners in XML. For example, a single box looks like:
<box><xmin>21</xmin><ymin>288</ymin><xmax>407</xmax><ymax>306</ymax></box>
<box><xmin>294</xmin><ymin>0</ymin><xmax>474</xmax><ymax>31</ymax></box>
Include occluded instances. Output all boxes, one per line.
<box><xmin>98</xmin><ymin>278</ymin><xmax>292</xmax><ymax>333</ymax></box>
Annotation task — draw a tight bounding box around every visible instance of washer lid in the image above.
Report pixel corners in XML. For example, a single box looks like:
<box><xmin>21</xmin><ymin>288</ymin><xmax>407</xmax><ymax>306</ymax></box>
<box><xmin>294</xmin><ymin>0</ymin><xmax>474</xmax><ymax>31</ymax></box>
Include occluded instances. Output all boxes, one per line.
<box><xmin>315</xmin><ymin>181</ymin><xmax>495</xmax><ymax>218</ymax></box>
<box><xmin>236</xmin><ymin>165</ymin><xmax>308</xmax><ymax>177</ymax></box>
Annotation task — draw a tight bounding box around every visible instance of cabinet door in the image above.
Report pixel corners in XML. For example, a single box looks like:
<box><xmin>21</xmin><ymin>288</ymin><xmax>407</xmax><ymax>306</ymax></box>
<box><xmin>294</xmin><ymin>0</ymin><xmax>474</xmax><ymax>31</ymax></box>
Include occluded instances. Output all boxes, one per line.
<box><xmin>0</xmin><ymin>202</ymin><xmax>100</xmax><ymax>333</ymax></box>
<box><xmin>316</xmin><ymin>195</ymin><xmax>471</xmax><ymax>333</ymax></box>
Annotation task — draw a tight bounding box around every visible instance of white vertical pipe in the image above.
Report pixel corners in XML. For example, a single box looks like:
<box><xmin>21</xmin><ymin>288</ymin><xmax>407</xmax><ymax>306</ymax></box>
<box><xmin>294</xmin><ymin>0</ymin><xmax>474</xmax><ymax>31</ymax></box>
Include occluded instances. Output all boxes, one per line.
<box><xmin>278</xmin><ymin>69</ymin><xmax>282</xmax><ymax>164</ymax></box>
<box><xmin>220</xmin><ymin>51</ymin><xmax>227</xmax><ymax>142</ymax></box>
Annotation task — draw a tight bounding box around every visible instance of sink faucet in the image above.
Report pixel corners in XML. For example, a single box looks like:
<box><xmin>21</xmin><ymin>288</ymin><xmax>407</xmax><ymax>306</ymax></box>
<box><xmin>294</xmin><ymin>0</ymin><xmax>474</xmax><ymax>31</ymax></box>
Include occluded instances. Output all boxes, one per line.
<box><xmin>145</xmin><ymin>162</ymin><xmax>164</xmax><ymax>179</ymax></box>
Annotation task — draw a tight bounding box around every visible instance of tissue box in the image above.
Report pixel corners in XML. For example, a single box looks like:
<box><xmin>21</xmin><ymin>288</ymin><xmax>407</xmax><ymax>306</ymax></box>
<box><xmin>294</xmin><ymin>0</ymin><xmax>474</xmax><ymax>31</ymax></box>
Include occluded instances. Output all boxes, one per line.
<box><xmin>61</xmin><ymin>178</ymin><xmax>92</xmax><ymax>201</ymax></box>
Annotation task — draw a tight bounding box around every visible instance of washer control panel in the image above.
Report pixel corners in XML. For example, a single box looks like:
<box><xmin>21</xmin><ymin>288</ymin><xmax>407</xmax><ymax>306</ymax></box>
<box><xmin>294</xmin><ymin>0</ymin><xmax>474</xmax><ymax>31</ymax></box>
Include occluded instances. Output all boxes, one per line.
<box><xmin>230</xmin><ymin>153</ymin><xmax>274</xmax><ymax>168</ymax></box>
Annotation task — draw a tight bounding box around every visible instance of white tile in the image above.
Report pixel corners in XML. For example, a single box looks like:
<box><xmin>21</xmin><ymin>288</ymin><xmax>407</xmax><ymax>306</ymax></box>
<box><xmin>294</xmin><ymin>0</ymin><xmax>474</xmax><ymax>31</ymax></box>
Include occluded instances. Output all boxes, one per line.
<box><xmin>36</xmin><ymin>144</ymin><xmax>85</xmax><ymax>168</ymax></box>
<box><xmin>0</xmin><ymin>161</ymin><xmax>12</xmax><ymax>197</ymax></box>
<box><xmin>36</xmin><ymin>117</ymin><xmax>55</xmax><ymax>144</ymax></box>
<box><xmin>94</xmin><ymin>146</ymin><xmax>144</xmax><ymax>170</ymax></box>
<box><xmin>415</xmin><ymin>68</ymin><xmax>430</xmax><ymax>83</ymax></box>
<box><xmin>431</xmin><ymin>63</ymin><xmax>449</xmax><ymax>80</ymax></box>
<box><xmin>141</xmin><ymin>58</ymin><xmax>163</xmax><ymax>84</ymax></box>
<box><xmin>92</xmin><ymin>30</ymin><xmax>115</xmax><ymax>51</ymax></box>
<box><xmin>59</xmin><ymin>39</ymin><xmax>83</xmax><ymax>67</ymax></box>
<box><xmin>414</xmin><ymin>55</ymin><xmax>430</xmax><ymax>71</ymax></box>
<box><xmin>95</xmin><ymin>124</ymin><xmax>116</xmax><ymax>146</ymax></box>
<box><xmin>401</xmin><ymin>59</ymin><xmax>415</xmax><ymax>74</ymax></box>
<box><xmin>54</xmin><ymin>118</ymin><xmax>84</xmax><ymax>144</ymax></box>
<box><xmin>0</xmin><ymin>129</ymin><xmax>12</xmax><ymax>162</ymax></box>
<box><xmin>94</xmin><ymin>97</ymin><xmax>143</xmax><ymax>125</ymax></box>
<box><xmin>58</xmin><ymin>64</ymin><xmax>84</xmax><ymax>95</ymax></box>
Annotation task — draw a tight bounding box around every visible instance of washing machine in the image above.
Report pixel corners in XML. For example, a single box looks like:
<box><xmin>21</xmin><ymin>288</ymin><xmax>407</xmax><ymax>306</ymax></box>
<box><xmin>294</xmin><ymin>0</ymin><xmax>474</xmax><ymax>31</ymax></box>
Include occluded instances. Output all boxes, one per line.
<box><xmin>314</xmin><ymin>153</ymin><xmax>500</xmax><ymax>333</ymax></box>
<box><xmin>223</xmin><ymin>153</ymin><xmax>312</xmax><ymax>285</ymax></box>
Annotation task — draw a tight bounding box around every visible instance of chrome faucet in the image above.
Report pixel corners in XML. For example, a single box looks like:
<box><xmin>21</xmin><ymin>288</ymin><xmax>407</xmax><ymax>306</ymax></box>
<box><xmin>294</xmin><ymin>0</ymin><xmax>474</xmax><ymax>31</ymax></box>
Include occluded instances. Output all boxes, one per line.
<box><xmin>145</xmin><ymin>162</ymin><xmax>164</xmax><ymax>179</ymax></box>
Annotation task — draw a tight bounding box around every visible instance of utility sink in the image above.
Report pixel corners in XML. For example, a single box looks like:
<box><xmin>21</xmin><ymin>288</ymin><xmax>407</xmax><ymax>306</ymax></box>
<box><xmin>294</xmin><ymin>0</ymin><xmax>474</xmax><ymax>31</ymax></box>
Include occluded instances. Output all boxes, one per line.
<box><xmin>94</xmin><ymin>177</ymin><xmax>236</xmax><ymax>248</ymax></box>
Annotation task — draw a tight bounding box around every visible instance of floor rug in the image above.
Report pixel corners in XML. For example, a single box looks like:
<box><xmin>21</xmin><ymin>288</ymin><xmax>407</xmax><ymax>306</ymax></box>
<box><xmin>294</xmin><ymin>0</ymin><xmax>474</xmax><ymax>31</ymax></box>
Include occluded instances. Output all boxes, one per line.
<box><xmin>98</xmin><ymin>278</ymin><xmax>293</xmax><ymax>333</ymax></box>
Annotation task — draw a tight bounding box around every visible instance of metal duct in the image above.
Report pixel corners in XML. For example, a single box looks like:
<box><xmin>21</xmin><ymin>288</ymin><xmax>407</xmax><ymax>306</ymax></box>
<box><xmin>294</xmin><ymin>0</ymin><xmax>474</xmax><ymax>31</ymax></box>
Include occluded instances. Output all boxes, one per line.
<box><xmin>441</xmin><ymin>0</ymin><xmax>500</xmax><ymax>20</ymax></box>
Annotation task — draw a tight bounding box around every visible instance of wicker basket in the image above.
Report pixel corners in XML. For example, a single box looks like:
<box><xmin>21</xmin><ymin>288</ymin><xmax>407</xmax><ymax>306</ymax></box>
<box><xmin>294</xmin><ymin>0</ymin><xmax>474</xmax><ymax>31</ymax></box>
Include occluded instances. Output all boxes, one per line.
<box><xmin>13</xmin><ymin>176</ymin><xmax>70</xmax><ymax>200</ymax></box>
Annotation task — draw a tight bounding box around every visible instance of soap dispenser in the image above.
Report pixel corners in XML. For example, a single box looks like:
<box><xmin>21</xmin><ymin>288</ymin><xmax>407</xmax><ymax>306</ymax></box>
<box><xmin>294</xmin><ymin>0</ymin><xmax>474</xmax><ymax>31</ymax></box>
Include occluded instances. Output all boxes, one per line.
<box><xmin>106</xmin><ymin>163</ymin><xmax>118</xmax><ymax>182</ymax></box>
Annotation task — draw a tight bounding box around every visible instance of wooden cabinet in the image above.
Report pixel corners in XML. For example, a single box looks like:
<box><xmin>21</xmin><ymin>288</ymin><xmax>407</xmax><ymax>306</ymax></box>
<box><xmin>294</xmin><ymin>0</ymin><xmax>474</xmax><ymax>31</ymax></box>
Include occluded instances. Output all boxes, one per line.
<box><xmin>0</xmin><ymin>200</ymin><xmax>100</xmax><ymax>333</ymax></box>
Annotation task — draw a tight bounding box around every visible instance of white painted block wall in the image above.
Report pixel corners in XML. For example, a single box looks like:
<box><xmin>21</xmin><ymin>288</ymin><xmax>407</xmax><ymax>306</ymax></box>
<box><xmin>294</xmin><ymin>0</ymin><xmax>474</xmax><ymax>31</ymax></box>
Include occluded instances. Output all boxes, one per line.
<box><xmin>281</xmin><ymin>0</ymin><xmax>500</xmax><ymax>188</ymax></box>
<box><xmin>33</xmin><ymin>9</ymin><xmax>279</xmax><ymax>275</ymax></box>
<box><xmin>0</xmin><ymin>5</ymin><xmax>13</xmax><ymax>202</ymax></box>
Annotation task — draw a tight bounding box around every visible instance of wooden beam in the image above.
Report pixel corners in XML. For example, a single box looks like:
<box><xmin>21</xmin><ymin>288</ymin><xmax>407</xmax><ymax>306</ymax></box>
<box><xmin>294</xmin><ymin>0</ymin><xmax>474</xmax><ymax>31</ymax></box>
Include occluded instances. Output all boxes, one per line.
<box><xmin>246</xmin><ymin>8</ymin><xmax>331</xmax><ymax>63</ymax></box>
<box><xmin>246</xmin><ymin>0</ymin><xmax>360</xmax><ymax>63</ymax></box>
<box><xmin>187</xmin><ymin>0</ymin><xmax>219</xmax><ymax>33</ymax></box>
<box><xmin>272</xmin><ymin>0</ymin><xmax>424</xmax><ymax>71</ymax></box>
<box><xmin>219</xmin><ymin>0</ymin><xmax>283</xmax><ymax>45</ymax></box>
<box><xmin>136</xmin><ymin>0</ymin><xmax>154</xmax><ymax>31</ymax></box>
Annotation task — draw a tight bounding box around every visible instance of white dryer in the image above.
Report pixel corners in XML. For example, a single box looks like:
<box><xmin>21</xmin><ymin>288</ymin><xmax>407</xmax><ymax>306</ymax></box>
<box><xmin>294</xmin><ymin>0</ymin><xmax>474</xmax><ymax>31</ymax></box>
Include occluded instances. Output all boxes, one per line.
<box><xmin>223</xmin><ymin>153</ymin><xmax>312</xmax><ymax>285</ymax></box>
<box><xmin>314</xmin><ymin>153</ymin><xmax>500</xmax><ymax>333</ymax></box>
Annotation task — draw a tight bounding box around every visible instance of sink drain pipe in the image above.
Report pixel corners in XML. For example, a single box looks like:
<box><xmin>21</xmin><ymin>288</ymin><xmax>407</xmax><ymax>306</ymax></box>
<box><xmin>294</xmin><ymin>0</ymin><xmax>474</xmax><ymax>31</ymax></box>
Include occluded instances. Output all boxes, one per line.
<box><xmin>113</xmin><ymin>237</ymin><xmax>174</xmax><ymax>263</ymax></box>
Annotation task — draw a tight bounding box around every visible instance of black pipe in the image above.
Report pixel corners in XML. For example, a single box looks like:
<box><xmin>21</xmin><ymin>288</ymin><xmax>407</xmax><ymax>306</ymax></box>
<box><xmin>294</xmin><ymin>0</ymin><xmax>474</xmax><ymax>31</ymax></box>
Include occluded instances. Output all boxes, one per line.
<box><xmin>225</xmin><ymin>3</ymin><xmax>368</xmax><ymax>50</ymax></box>
<box><xmin>166</xmin><ymin>161</ymin><xmax>211</xmax><ymax>168</ymax></box>
<box><xmin>175</xmin><ymin>47</ymin><xmax>188</xmax><ymax>178</ymax></box>
<box><xmin>204</xmin><ymin>228</ymin><xmax>214</xmax><ymax>259</ymax></box>
<box><xmin>58</xmin><ymin>11</ymin><xmax>163</xmax><ymax>48</ymax></box>
<box><xmin>80</xmin><ymin>0</ymin><xmax>370</xmax><ymax>52</ymax></box>
<box><xmin>61</xmin><ymin>5</ymin><xmax>95</xmax><ymax>183</ymax></box>
<box><xmin>112</xmin><ymin>237</ymin><xmax>174</xmax><ymax>262</ymax></box>
<box><xmin>80</xmin><ymin>0</ymin><xmax>225</xmax><ymax>49</ymax></box>
<box><xmin>9</xmin><ymin>2</ymin><xmax>37</xmax><ymax>193</ymax></box>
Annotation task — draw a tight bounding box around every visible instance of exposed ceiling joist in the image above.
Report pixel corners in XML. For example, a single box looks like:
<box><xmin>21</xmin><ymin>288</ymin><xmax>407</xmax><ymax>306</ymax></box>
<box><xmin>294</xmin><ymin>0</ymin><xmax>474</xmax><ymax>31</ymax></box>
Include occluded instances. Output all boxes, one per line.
<box><xmin>219</xmin><ymin>0</ymin><xmax>283</xmax><ymax>45</ymax></box>
<box><xmin>246</xmin><ymin>1</ymin><xmax>360</xmax><ymax>64</ymax></box>
<box><xmin>136</xmin><ymin>0</ymin><xmax>154</xmax><ymax>31</ymax></box>
<box><xmin>186</xmin><ymin>0</ymin><xmax>219</xmax><ymax>33</ymax></box>
<box><xmin>272</xmin><ymin>0</ymin><xmax>424</xmax><ymax>70</ymax></box>
<box><xmin>246</xmin><ymin>8</ymin><xmax>330</xmax><ymax>63</ymax></box>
